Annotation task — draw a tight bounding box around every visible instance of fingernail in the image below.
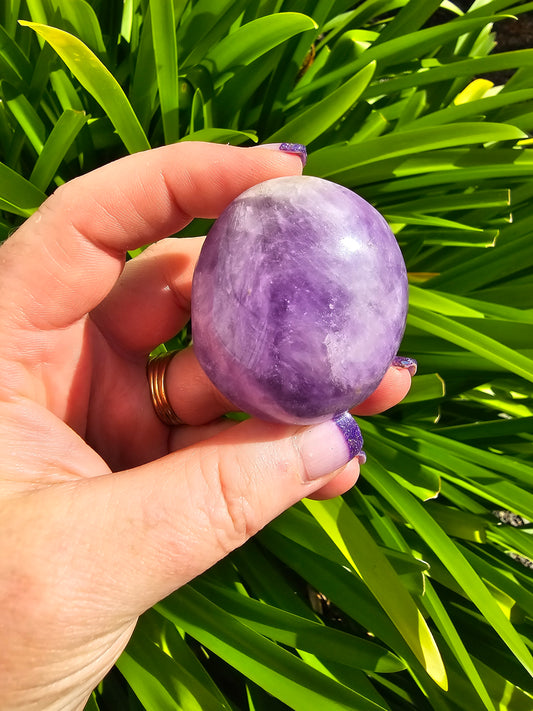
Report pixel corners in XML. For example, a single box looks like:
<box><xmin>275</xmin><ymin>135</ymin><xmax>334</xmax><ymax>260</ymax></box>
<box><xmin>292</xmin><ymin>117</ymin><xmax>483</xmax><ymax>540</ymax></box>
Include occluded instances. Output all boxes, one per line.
<box><xmin>298</xmin><ymin>411</ymin><xmax>363</xmax><ymax>481</ymax></box>
<box><xmin>259</xmin><ymin>142</ymin><xmax>307</xmax><ymax>167</ymax></box>
<box><xmin>392</xmin><ymin>356</ymin><xmax>418</xmax><ymax>376</ymax></box>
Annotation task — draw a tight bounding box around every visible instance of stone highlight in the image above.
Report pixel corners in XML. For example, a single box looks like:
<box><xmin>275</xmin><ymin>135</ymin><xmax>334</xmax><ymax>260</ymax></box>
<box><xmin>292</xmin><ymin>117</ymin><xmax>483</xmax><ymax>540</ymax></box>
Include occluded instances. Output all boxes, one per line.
<box><xmin>192</xmin><ymin>175</ymin><xmax>408</xmax><ymax>424</ymax></box>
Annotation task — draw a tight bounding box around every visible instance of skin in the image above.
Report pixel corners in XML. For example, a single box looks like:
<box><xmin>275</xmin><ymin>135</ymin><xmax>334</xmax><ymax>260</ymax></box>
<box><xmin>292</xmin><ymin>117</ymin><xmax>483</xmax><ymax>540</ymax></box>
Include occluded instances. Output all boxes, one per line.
<box><xmin>0</xmin><ymin>142</ymin><xmax>412</xmax><ymax>710</ymax></box>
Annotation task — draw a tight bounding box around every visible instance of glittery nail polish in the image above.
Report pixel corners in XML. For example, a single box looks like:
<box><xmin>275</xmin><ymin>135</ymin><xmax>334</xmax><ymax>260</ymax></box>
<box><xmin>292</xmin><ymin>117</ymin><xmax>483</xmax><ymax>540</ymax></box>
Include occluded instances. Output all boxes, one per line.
<box><xmin>298</xmin><ymin>411</ymin><xmax>363</xmax><ymax>481</ymax></box>
<box><xmin>259</xmin><ymin>142</ymin><xmax>307</xmax><ymax>167</ymax></box>
<box><xmin>392</xmin><ymin>356</ymin><xmax>418</xmax><ymax>376</ymax></box>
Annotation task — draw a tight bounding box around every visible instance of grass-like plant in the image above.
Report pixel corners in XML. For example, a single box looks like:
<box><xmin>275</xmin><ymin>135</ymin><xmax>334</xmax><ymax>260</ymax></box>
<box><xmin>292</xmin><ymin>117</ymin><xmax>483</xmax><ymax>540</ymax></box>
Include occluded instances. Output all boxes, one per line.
<box><xmin>2</xmin><ymin>1</ymin><xmax>533</xmax><ymax>709</ymax></box>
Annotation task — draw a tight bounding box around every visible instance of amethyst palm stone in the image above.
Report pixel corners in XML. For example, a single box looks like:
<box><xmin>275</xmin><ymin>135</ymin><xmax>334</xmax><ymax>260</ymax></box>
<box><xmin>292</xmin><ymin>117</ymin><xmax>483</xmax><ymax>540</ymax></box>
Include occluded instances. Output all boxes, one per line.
<box><xmin>191</xmin><ymin>175</ymin><xmax>408</xmax><ymax>424</ymax></box>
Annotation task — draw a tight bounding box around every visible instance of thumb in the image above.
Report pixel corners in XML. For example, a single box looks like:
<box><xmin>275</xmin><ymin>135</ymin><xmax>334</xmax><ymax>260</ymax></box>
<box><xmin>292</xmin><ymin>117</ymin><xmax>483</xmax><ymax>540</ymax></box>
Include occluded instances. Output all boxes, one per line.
<box><xmin>60</xmin><ymin>414</ymin><xmax>362</xmax><ymax>618</ymax></box>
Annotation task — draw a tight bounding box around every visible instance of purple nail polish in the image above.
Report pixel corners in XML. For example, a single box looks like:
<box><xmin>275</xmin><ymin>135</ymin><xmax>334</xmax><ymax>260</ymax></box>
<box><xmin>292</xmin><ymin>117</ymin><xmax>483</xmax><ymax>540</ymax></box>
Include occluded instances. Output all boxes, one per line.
<box><xmin>279</xmin><ymin>143</ymin><xmax>307</xmax><ymax>167</ymax></box>
<box><xmin>298</xmin><ymin>411</ymin><xmax>363</xmax><ymax>481</ymax></box>
<box><xmin>256</xmin><ymin>143</ymin><xmax>307</xmax><ymax>166</ymax></box>
<box><xmin>333</xmin><ymin>411</ymin><xmax>364</xmax><ymax>460</ymax></box>
<box><xmin>392</xmin><ymin>356</ymin><xmax>418</xmax><ymax>376</ymax></box>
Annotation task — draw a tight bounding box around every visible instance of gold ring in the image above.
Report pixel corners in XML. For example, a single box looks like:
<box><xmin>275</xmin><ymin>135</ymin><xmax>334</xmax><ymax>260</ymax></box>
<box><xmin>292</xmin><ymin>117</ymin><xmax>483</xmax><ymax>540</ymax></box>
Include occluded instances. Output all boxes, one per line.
<box><xmin>146</xmin><ymin>351</ymin><xmax>184</xmax><ymax>426</ymax></box>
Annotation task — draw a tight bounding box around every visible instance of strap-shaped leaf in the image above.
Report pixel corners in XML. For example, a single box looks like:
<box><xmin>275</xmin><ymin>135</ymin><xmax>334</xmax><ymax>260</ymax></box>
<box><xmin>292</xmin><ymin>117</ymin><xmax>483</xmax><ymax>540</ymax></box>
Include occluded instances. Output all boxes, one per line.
<box><xmin>194</xmin><ymin>578</ymin><xmax>406</xmax><ymax>674</ymax></box>
<box><xmin>422</xmin><ymin>581</ymin><xmax>496</xmax><ymax>711</ymax></box>
<box><xmin>150</xmin><ymin>0</ymin><xmax>180</xmax><ymax>144</ymax></box>
<box><xmin>2</xmin><ymin>82</ymin><xmax>46</xmax><ymax>153</ymax></box>
<box><xmin>0</xmin><ymin>21</ymin><xmax>32</xmax><ymax>84</ymax></box>
<box><xmin>304</xmin><ymin>497</ymin><xmax>447</xmax><ymax>688</ymax></box>
<box><xmin>363</xmin><ymin>456</ymin><xmax>533</xmax><ymax>678</ymax></box>
<box><xmin>118</xmin><ymin>612</ymin><xmax>231</xmax><ymax>711</ymax></box>
<box><xmin>30</xmin><ymin>109</ymin><xmax>87</xmax><ymax>191</ymax></box>
<box><xmin>266</xmin><ymin>61</ymin><xmax>376</xmax><ymax>144</ymax></box>
<box><xmin>364</xmin><ymin>49</ymin><xmax>533</xmax><ymax>99</ymax></box>
<box><xmin>407</xmin><ymin>304</ymin><xmax>533</xmax><ymax>385</ymax></box>
<box><xmin>292</xmin><ymin>14</ymin><xmax>510</xmax><ymax>99</ymax></box>
<box><xmin>19</xmin><ymin>20</ymin><xmax>150</xmax><ymax>154</ymax></box>
<box><xmin>158</xmin><ymin>586</ymin><xmax>390</xmax><ymax>711</ymax></box>
<box><xmin>56</xmin><ymin>0</ymin><xmax>106</xmax><ymax>55</ymax></box>
<box><xmin>204</xmin><ymin>13</ymin><xmax>318</xmax><ymax>88</ymax></box>
<box><xmin>0</xmin><ymin>160</ymin><xmax>46</xmax><ymax>216</ymax></box>
<box><xmin>307</xmin><ymin>123</ymin><xmax>526</xmax><ymax>177</ymax></box>
<box><xmin>180</xmin><ymin>128</ymin><xmax>257</xmax><ymax>144</ymax></box>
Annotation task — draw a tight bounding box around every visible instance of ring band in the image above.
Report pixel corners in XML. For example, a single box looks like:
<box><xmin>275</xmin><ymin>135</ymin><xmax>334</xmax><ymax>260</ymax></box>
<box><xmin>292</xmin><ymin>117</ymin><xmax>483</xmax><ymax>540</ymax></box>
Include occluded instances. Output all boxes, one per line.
<box><xmin>146</xmin><ymin>351</ymin><xmax>184</xmax><ymax>426</ymax></box>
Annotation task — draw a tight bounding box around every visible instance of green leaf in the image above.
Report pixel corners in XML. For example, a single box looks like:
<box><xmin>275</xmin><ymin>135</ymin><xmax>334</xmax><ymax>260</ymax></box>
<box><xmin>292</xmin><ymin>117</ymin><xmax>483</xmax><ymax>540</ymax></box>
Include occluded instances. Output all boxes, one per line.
<box><xmin>306</xmin><ymin>123</ymin><xmax>526</xmax><ymax>177</ymax></box>
<box><xmin>56</xmin><ymin>0</ymin><xmax>107</xmax><ymax>55</ymax></box>
<box><xmin>194</xmin><ymin>578</ymin><xmax>406</xmax><ymax>674</ymax></box>
<box><xmin>30</xmin><ymin>109</ymin><xmax>87</xmax><ymax>191</ymax></box>
<box><xmin>259</xmin><ymin>525</ymin><xmax>436</xmax><ymax>684</ymax></box>
<box><xmin>303</xmin><ymin>498</ymin><xmax>447</xmax><ymax>688</ymax></box>
<box><xmin>160</xmin><ymin>612</ymin><xmax>234</xmax><ymax>708</ymax></box>
<box><xmin>204</xmin><ymin>13</ymin><xmax>318</xmax><ymax>88</ymax></box>
<box><xmin>400</xmin><ymin>373</ymin><xmax>445</xmax><ymax>404</ymax></box>
<box><xmin>425</xmin><ymin>224</ymin><xmax>533</xmax><ymax>293</ymax></box>
<box><xmin>459</xmin><ymin>544</ymin><xmax>533</xmax><ymax>620</ymax></box>
<box><xmin>158</xmin><ymin>586</ymin><xmax>391</xmax><ymax>711</ymax></box>
<box><xmin>231</xmin><ymin>540</ymin><xmax>317</xmax><ymax>618</ymax></box>
<box><xmin>178</xmin><ymin>0</ymin><xmax>250</xmax><ymax>68</ymax></box>
<box><xmin>270</xmin><ymin>506</ymin><xmax>428</xmax><ymax>596</ymax></box>
<box><xmin>2</xmin><ymin>82</ymin><xmax>46</xmax><ymax>154</ymax></box>
<box><xmin>0</xmin><ymin>160</ymin><xmax>46</xmax><ymax>216</ymax></box>
<box><xmin>439</xmin><ymin>415</ymin><xmax>533</xmax><ymax>443</ymax></box>
<box><xmin>180</xmin><ymin>128</ymin><xmax>257</xmax><ymax>144</ymax></box>
<box><xmin>376</xmin><ymin>0</ymin><xmax>444</xmax><ymax>42</ymax></box>
<box><xmin>83</xmin><ymin>693</ymin><xmax>100</xmax><ymax>711</ymax></box>
<box><xmin>129</xmin><ymin>10</ymin><xmax>158</xmax><ymax>130</ymax></box>
<box><xmin>398</xmin><ymin>423</ymin><xmax>533</xmax><ymax>494</ymax></box>
<box><xmin>407</xmin><ymin>304</ymin><xmax>533</xmax><ymax>385</ymax></box>
<box><xmin>363</xmin><ymin>427</ymin><xmax>443</xmax><ymax>501</ymax></box>
<box><xmin>402</xmin><ymin>88</ymin><xmax>533</xmax><ymax>130</ymax></box>
<box><xmin>292</xmin><ymin>15</ymin><xmax>511</xmax><ymax>99</ymax></box>
<box><xmin>150</xmin><ymin>0</ymin><xmax>180</xmax><ymax>144</ymax></box>
<box><xmin>408</xmin><ymin>286</ymin><xmax>488</xmax><ymax>318</ymax></box>
<box><xmin>266</xmin><ymin>61</ymin><xmax>376</xmax><ymax>144</ymax></box>
<box><xmin>363</xmin><ymin>456</ymin><xmax>533</xmax><ymax>677</ymax></box>
<box><xmin>424</xmin><ymin>502</ymin><xmax>487</xmax><ymax>543</ymax></box>
<box><xmin>385</xmin><ymin>189</ymin><xmax>510</xmax><ymax>214</ymax></box>
<box><xmin>422</xmin><ymin>581</ymin><xmax>496</xmax><ymax>711</ymax></box>
<box><xmin>118</xmin><ymin>612</ymin><xmax>230</xmax><ymax>711</ymax></box>
<box><xmin>48</xmin><ymin>67</ymin><xmax>86</xmax><ymax>112</ymax></box>
<box><xmin>364</xmin><ymin>49</ymin><xmax>533</xmax><ymax>100</ymax></box>
<box><xmin>0</xmin><ymin>21</ymin><xmax>33</xmax><ymax>84</ymax></box>
<box><xmin>19</xmin><ymin>20</ymin><xmax>150</xmax><ymax>153</ymax></box>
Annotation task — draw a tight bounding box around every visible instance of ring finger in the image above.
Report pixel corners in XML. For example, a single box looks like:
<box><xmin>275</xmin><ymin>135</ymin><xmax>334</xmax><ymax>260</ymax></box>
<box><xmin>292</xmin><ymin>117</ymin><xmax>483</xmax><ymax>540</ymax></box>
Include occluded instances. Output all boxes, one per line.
<box><xmin>92</xmin><ymin>236</ymin><xmax>236</xmax><ymax>424</ymax></box>
<box><xmin>91</xmin><ymin>236</ymin><xmax>204</xmax><ymax>355</ymax></box>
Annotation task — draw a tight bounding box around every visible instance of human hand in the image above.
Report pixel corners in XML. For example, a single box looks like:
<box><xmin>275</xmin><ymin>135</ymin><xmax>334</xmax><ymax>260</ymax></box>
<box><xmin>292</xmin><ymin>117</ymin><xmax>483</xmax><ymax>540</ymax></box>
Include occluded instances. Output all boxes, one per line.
<box><xmin>0</xmin><ymin>142</ymin><xmax>413</xmax><ymax>710</ymax></box>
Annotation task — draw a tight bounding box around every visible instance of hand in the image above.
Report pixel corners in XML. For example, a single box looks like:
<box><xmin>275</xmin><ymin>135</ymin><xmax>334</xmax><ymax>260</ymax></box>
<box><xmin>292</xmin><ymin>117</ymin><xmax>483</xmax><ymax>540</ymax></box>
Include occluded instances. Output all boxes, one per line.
<box><xmin>0</xmin><ymin>142</ymin><xmax>413</xmax><ymax>710</ymax></box>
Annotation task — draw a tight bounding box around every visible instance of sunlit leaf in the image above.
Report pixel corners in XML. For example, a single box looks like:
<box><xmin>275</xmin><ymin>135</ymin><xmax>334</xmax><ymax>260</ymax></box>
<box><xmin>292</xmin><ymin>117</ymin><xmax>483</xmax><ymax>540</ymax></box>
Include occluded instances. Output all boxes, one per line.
<box><xmin>19</xmin><ymin>20</ymin><xmax>150</xmax><ymax>153</ymax></box>
<box><xmin>204</xmin><ymin>13</ymin><xmax>318</xmax><ymax>88</ymax></box>
<box><xmin>30</xmin><ymin>109</ymin><xmax>87</xmax><ymax>190</ymax></box>
<box><xmin>266</xmin><ymin>61</ymin><xmax>376</xmax><ymax>144</ymax></box>
<box><xmin>304</xmin><ymin>498</ymin><xmax>447</xmax><ymax>688</ymax></box>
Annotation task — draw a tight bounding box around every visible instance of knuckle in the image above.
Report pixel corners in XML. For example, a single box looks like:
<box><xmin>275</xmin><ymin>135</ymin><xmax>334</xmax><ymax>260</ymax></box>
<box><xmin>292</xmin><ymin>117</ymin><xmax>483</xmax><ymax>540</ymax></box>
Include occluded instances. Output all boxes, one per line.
<box><xmin>202</xmin><ymin>447</ymin><xmax>259</xmax><ymax>555</ymax></box>
<box><xmin>143</xmin><ymin>447</ymin><xmax>261</xmax><ymax>583</ymax></box>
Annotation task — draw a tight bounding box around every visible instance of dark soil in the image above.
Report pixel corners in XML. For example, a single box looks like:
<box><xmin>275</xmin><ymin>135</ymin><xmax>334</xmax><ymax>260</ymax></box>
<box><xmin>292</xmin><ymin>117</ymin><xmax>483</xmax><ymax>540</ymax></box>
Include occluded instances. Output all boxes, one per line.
<box><xmin>428</xmin><ymin>3</ymin><xmax>533</xmax><ymax>83</ymax></box>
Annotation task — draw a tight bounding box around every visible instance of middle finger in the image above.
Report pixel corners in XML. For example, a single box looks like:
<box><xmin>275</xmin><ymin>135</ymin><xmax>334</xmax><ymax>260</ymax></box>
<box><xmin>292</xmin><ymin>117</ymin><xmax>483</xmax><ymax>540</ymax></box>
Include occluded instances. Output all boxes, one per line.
<box><xmin>91</xmin><ymin>236</ymin><xmax>204</xmax><ymax>354</ymax></box>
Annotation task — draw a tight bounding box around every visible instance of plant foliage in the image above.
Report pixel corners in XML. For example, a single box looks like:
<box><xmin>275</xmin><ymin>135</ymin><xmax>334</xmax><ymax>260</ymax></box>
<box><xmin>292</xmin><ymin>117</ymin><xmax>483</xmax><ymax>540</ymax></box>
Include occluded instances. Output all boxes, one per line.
<box><xmin>1</xmin><ymin>1</ymin><xmax>533</xmax><ymax>709</ymax></box>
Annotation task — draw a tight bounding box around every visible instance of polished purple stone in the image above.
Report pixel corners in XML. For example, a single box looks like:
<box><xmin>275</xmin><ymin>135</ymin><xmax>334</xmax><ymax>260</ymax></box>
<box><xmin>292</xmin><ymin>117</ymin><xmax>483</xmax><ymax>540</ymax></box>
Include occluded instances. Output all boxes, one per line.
<box><xmin>191</xmin><ymin>175</ymin><xmax>408</xmax><ymax>424</ymax></box>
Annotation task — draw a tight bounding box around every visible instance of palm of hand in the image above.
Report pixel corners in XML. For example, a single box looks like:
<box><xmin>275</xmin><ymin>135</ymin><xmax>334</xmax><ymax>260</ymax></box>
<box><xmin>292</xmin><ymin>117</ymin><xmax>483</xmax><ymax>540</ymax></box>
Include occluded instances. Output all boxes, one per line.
<box><xmin>0</xmin><ymin>144</ymin><xmax>412</xmax><ymax>710</ymax></box>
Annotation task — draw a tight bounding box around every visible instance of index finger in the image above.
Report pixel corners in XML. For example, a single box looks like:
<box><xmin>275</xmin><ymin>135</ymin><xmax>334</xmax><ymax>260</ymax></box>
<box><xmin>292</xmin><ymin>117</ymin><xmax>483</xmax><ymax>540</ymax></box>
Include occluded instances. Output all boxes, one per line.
<box><xmin>0</xmin><ymin>142</ymin><xmax>305</xmax><ymax>331</ymax></box>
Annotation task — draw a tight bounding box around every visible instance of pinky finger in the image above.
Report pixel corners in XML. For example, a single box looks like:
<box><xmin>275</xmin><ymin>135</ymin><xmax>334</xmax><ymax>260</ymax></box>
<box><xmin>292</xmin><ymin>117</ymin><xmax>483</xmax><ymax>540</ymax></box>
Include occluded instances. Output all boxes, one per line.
<box><xmin>352</xmin><ymin>358</ymin><xmax>417</xmax><ymax>416</ymax></box>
